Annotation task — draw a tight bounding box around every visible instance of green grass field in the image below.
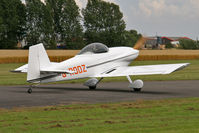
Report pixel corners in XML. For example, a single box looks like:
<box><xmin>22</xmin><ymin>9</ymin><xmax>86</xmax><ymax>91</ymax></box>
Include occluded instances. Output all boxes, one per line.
<box><xmin>0</xmin><ymin>98</ymin><xmax>199</xmax><ymax>133</ymax></box>
<box><xmin>0</xmin><ymin>60</ymin><xmax>198</xmax><ymax>85</ymax></box>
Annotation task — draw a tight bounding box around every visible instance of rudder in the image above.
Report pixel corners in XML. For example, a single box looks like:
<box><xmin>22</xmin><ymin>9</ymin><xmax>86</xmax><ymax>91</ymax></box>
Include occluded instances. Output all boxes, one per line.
<box><xmin>27</xmin><ymin>43</ymin><xmax>51</xmax><ymax>82</ymax></box>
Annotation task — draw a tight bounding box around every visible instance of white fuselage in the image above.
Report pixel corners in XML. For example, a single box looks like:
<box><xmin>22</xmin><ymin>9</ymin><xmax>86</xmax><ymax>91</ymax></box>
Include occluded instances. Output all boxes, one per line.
<box><xmin>40</xmin><ymin>47</ymin><xmax>139</xmax><ymax>83</ymax></box>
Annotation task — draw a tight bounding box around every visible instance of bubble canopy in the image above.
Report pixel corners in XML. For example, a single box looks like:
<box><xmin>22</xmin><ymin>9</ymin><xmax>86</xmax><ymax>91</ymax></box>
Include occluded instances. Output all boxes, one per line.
<box><xmin>78</xmin><ymin>43</ymin><xmax>109</xmax><ymax>55</ymax></box>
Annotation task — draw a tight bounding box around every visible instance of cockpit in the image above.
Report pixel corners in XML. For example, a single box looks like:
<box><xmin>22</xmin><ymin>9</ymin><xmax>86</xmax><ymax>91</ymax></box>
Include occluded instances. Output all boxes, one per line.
<box><xmin>78</xmin><ymin>43</ymin><xmax>109</xmax><ymax>55</ymax></box>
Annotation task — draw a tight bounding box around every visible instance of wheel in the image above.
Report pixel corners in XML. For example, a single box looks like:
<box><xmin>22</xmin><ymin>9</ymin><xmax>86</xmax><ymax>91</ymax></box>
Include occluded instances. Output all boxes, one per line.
<box><xmin>133</xmin><ymin>88</ymin><xmax>141</xmax><ymax>92</ymax></box>
<box><xmin>89</xmin><ymin>86</ymin><xmax>96</xmax><ymax>90</ymax></box>
<box><xmin>27</xmin><ymin>88</ymin><xmax>32</xmax><ymax>94</ymax></box>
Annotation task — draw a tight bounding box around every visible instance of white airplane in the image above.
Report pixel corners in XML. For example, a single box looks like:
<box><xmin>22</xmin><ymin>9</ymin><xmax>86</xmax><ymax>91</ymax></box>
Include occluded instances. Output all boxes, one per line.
<box><xmin>12</xmin><ymin>41</ymin><xmax>189</xmax><ymax>93</ymax></box>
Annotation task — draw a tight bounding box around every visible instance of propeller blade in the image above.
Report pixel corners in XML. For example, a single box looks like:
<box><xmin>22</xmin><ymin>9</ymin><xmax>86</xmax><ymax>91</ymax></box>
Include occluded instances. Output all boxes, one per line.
<box><xmin>133</xmin><ymin>37</ymin><xmax>146</xmax><ymax>50</ymax></box>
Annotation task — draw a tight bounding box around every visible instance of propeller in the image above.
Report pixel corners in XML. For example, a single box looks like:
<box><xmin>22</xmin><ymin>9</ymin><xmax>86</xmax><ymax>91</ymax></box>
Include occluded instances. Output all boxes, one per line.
<box><xmin>133</xmin><ymin>36</ymin><xmax>146</xmax><ymax>50</ymax></box>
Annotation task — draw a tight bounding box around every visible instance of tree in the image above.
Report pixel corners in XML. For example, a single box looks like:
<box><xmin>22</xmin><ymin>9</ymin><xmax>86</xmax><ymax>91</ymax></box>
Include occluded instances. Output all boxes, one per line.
<box><xmin>179</xmin><ymin>39</ymin><xmax>199</xmax><ymax>49</ymax></box>
<box><xmin>25</xmin><ymin>0</ymin><xmax>49</xmax><ymax>47</ymax></box>
<box><xmin>0</xmin><ymin>4</ymin><xmax>3</xmax><ymax>43</ymax></box>
<box><xmin>41</xmin><ymin>3</ymin><xmax>55</xmax><ymax>48</ymax></box>
<box><xmin>0</xmin><ymin>0</ymin><xmax>26</xmax><ymax>49</ymax></box>
<box><xmin>82</xmin><ymin>0</ymin><xmax>126</xmax><ymax>47</ymax></box>
<box><xmin>46</xmin><ymin>0</ymin><xmax>84</xmax><ymax>49</ymax></box>
<box><xmin>123</xmin><ymin>30</ymin><xmax>142</xmax><ymax>47</ymax></box>
<box><xmin>165</xmin><ymin>42</ymin><xmax>173</xmax><ymax>49</ymax></box>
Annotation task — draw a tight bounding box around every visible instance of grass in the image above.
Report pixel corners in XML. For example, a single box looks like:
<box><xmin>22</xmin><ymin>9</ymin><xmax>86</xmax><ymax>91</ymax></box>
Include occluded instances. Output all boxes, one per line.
<box><xmin>0</xmin><ymin>63</ymin><xmax>27</xmax><ymax>85</ymax></box>
<box><xmin>0</xmin><ymin>60</ymin><xmax>198</xmax><ymax>85</ymax></box>
<box><xmin>0</xmin><ymin>98</ymin><xmax>199</xmax><ymax>132</ymax></box>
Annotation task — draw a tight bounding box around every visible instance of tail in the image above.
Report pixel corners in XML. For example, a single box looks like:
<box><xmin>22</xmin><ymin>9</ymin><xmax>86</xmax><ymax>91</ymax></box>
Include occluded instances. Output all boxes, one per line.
<box><xmin>27</xmin><ymin>43</ymin><xmax>51</xmax><ymax>83</ymax></box>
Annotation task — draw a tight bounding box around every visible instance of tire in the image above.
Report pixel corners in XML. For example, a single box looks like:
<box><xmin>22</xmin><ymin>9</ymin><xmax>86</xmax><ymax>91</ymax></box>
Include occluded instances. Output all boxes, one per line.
<box><xmin>27</xmin><ymin>88</ymin><xmax>32</xmax><ymax>94</ymax></box>
<box><xmin>89</xmin><ymin>86</ymin><xmax>96</xmax><ymax>90</ymax></box>
<box><xmin>133</xmin><ymin>88</ymin><xmax>141</xmax><ymax>92</ymax></box>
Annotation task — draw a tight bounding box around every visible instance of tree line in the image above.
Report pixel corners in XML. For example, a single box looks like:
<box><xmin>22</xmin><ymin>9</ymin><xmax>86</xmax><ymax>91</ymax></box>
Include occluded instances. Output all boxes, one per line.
<box><xmin>0</xmin><ymin>0</ymin><xmax>141</xmax><ymax>49</ymax></box>
<box><xmin>179</xmin><ymin>39</ymin><xmax>199</xmax><ymax>49</ymax></box>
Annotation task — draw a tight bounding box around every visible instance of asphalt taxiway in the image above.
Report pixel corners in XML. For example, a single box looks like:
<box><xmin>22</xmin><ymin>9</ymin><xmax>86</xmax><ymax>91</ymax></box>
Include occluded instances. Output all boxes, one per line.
<box><xmin>0</xmin><ymin>80</ymin><xmax>198</xmax><ymax>108</ymax></box>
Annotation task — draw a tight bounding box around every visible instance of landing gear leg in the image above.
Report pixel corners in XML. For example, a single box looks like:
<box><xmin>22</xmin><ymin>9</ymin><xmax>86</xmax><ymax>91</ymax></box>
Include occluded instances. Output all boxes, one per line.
<box><xmin>126</xmin><ymin>75</ymin><xmax>133</xmax><ymax>84</ymax></box>
<box><xmin>97</xmin><ymin>77</ymin><xmax>104</xmax><ymax>85</ymax></box>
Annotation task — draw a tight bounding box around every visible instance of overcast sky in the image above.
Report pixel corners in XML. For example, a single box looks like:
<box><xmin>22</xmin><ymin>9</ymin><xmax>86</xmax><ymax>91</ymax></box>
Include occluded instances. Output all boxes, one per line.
<box><xmin>24</xmin><ymin>0</ymin><xmax>199</xmax><ymax>39</ymax></box>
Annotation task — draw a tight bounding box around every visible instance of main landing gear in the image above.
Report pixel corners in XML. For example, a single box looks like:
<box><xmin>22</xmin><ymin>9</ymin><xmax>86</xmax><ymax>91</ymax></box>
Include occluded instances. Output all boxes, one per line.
<box><xmin>84</xmin><ymin>78</ymin><xmax>103</xmax><ymax>90</ymax></box>
<box><xmin>89</xmin><ymin>86</ymin><xmax>97</xmax><ymax>90</ymax></box>
<box><xmin>126</xmin><ymin>75</ymin><xmax>144</xmax><ymax>92</ymax></box>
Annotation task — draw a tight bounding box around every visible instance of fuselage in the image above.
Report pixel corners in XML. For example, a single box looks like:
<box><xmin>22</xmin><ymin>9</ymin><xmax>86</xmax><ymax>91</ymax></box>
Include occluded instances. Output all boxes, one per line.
<box><xmin>40</xmin><ymin>47</ymin><xmax>139</xmax><ymax>83</ymax></box>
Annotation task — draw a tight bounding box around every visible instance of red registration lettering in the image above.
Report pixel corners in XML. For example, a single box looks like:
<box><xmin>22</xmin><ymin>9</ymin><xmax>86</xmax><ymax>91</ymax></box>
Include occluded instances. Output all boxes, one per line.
<box><xmin>73</xmin><ymin>67</ymin><xmax>78</xmax><ymax>74</ymax></box>
<box><xmin>82</xmin><ymin>65</ymin><xmax>87</xmax><ymax>72</ymax></box>
<box><xmin>62</xmin><ymin>64</ymin><xmax>87</xmax><ymax>78</ymax></box>
<box><xmin>77</xmin><ymin>66</ymin><xmax>83</xmax><ymax>73</ymax></box>
<box><xmin>62</xmin><ymin>73</ymin><xmax>67</xmax><ymax>78</ymax></box>
<box><xmin>69</xmin><ymin>68</ymin><xmax>74</xmax><ymax>76</ymax></box>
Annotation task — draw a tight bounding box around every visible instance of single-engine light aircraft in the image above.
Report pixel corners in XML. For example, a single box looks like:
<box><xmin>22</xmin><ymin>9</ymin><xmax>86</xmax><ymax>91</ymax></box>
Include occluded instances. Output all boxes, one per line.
<box><xmin>12</xmin><ymin>39</ymin><xmax>189</xmax><ymax>93</ymax></box>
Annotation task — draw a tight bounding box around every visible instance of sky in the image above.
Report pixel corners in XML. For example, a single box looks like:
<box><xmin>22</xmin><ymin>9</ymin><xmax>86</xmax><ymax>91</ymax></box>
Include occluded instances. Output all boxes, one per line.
<box><xmin>23</xmin><ymin>0</ymin><xmax>199</xmax><ymax>39</ymax></box>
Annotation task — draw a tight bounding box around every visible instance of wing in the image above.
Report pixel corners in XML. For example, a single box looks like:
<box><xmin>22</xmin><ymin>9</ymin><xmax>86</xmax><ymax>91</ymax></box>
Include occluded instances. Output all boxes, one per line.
<box><xmin>95</xmin><ymin>63</ymin><xmax>190</xmax><ymax>77</ymax></box>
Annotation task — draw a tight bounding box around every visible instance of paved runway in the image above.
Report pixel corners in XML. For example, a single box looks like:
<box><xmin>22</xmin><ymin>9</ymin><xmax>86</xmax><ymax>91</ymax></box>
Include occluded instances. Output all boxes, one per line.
<box><xmin>0</xmin><ymin>80</ymin><xmax>199</xmax><ymax>108</ymax></box>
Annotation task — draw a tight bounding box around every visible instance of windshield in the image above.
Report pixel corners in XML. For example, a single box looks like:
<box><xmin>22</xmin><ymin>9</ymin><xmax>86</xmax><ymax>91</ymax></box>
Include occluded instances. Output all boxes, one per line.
<box><xmin>78</xmin><ymin>43</ymin><xmax>109</xmax><ymax>55</ymax></box>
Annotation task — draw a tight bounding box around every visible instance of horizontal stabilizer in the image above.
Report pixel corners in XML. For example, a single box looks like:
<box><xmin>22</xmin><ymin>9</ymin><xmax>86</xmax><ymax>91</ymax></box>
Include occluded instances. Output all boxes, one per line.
<box><xmin>40</xmin><ymin>68</ymin><xmax>74</xmax><ymax>74</ymax></box>
<box><xmin>11</xmin><ymin>64</ymin><xmax>28</xmax><ymax>73</ymax></box>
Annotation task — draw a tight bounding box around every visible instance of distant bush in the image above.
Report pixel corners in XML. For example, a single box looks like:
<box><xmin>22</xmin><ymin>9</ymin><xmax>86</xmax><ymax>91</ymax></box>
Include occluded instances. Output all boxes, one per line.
<box><xmin>165</xmin><ymin>43</ymin><xmax>173</xmax><ymax>48</ymax></box>
<box><xmin>179</xmin><ymin>39</ymin><xmax>199</xmax><ymax>49</ymax></box>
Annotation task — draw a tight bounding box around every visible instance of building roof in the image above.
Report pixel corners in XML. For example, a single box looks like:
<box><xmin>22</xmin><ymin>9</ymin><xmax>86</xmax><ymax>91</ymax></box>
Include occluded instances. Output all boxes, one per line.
<box><xmin>145</xmin><ymin>37</ymin><xmax>157</xmax><ymax>40</ymax></box>
<box><xmin>161</xmin><ymin>36</ymin><xmax>192</xmax><ymax>41</ymax></box>
<box><xmin>145</xmin><ymin>36</ymin><xmax>192</xmax><ymax>41</ymax></box>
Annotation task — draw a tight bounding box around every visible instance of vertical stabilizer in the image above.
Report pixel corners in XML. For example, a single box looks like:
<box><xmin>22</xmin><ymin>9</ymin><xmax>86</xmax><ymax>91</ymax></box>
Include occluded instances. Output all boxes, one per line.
<box><xmin>27</xmin><ymin>43</ymin><xmax>51</xmax><ymax>82</ymax></box>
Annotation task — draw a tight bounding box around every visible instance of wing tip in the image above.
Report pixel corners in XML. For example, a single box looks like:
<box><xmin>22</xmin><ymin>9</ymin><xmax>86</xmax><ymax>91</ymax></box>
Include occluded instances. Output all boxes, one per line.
<box><xmin>164</xmin><ymin>63</ymin><xmax>190</xmax><ymax>74</ymax></box>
